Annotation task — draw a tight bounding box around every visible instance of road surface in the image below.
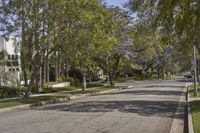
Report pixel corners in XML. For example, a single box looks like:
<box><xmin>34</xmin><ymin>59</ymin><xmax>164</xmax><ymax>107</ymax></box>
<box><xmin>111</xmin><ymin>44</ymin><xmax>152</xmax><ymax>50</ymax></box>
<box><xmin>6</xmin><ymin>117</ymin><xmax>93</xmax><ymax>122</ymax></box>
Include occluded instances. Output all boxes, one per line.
<box><xmin>0</xmin><ymin>79</ymin><xmax>186</xmax><ymax>133</ymax></box>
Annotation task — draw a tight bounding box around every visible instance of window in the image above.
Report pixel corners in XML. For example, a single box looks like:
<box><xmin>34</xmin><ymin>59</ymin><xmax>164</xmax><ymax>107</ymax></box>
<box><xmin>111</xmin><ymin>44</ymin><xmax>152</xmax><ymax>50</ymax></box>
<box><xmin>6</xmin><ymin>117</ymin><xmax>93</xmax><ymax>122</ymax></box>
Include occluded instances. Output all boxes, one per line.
<box><xmin>12</xmin><ymin>68</ymin><xmax>15</xmax><ymax>72</ymax></box>
<box><xmin>8</xmin><ymin>55</ymin><xmax>11</xmax><ymax>60</ymax></box>
<box><xmin>12</xmin><ymin>55</ymin><xmax>14</xmax><ymax>60</ymax></box>
<box><xmin>15</xmin><ymin>55</ymin><xmax>18</xmax><ymax>60</ymax></box>
<box><xmin>16</xmin><ymin>68</ymin><xmax>20</xmax><ymax>71</ymax></box>
<box><xmin>8</xmin><ymin>68</ymin><xmax>12</xmax><ymax>72</ymax></box>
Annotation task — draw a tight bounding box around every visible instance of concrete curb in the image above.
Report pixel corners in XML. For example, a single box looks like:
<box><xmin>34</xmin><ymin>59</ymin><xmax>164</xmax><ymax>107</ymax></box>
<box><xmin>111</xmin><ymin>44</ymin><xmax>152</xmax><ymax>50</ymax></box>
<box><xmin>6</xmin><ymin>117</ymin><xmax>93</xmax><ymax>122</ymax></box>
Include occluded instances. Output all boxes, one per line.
<box><xmin>188</xmin><ymin>102</ymin><xmax>194</xmax><ymax>133</ymax></box>
<box><xmin>170</xmin><ymin>85</ymin><xmax>186</xmax><ymax>133</ymax></box>
<box><xmin>0</xmin><ymin>86</ymin><xmax>129</xmax><ymax>113</ymax></box>
<box><xmin>187</xmin><ymin>85</ymin><xmax>195</xmax><ymax>133</ymax></box>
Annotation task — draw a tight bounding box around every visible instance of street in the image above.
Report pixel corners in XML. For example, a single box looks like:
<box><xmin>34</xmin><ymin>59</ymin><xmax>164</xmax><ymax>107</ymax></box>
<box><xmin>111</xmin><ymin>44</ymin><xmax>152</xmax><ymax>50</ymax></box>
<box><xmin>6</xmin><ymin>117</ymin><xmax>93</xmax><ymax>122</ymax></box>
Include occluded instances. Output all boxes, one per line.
<box><xmin>0</xmin><ymin>79</ymin><xmax>186</xmax><ymax>133</ymax></box>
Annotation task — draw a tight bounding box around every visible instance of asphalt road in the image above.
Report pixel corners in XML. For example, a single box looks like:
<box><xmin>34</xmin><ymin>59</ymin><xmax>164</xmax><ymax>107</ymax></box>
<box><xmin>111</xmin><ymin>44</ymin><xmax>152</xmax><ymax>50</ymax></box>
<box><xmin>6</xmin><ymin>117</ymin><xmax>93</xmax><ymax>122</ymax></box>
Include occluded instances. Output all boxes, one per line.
<box><xmin>0</xmin><ymin>79</ymin><xmax>186</xmax><ymax>133</ymax></box>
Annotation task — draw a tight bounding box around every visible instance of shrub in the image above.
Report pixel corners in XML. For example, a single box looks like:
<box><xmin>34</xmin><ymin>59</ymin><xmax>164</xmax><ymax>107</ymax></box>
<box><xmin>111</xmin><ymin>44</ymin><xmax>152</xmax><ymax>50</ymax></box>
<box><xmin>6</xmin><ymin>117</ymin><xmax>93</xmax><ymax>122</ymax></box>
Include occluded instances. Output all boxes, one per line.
<box><xmin>57</xmin><ymin>75</ymin><xmax>75</xmax><ymax>86</ymax></box>
<box><xmin>65</xmin><ymin>77</ymin><xmax>75</xmax><ymax>86</ymax></box>
<box><xmin>0</xmin><ymin>86</ymin><xmax>22</xmax><ymax>99</ymax></box>
<box><xmin>42</xmin><ymin>86</ymin><xmax>78</xmax><ymax>93</ymax></box>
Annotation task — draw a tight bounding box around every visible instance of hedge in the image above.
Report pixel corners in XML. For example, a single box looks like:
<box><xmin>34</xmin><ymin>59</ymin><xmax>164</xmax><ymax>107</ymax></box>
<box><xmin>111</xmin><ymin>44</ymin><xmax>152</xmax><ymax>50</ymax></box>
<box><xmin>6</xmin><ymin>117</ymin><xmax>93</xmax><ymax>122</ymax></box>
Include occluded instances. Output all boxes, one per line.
<box><xmin>0</xmin><ymin>86</ymin><xmax>23</xmax><ymax>99</ymax></box>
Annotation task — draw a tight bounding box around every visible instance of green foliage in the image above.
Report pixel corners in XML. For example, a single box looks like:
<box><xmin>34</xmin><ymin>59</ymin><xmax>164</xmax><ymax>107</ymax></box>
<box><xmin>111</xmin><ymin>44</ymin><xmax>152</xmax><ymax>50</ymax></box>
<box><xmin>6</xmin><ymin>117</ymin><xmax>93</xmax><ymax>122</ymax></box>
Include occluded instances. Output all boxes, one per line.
<box><xmin>57</xmin><ymin>75</ymin><xmax>75</xmax><ymax>86</ymax></box>
<box><xmin>42</xmin><ymin>86</ymin><xmax>79</xmax><ymax>93</ymax></box>
<box><xmin>0</xmin><ymin>86</ymin><xmax>23</xmax><ymax>99</ymax></box>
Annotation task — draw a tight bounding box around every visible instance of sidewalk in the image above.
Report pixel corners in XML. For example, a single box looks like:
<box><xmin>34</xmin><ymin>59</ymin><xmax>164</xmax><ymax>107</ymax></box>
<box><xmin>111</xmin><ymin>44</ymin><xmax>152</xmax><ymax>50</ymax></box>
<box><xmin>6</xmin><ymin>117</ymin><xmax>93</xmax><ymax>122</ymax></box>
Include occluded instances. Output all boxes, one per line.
<box><xmin>0</xmin><ymin>86</ymin><xmax>124</xmax><ymax>113</ymax></box>
<box><xmin>0</xmin><ymin>88</ymin><xmax>96</xmax><ymax>102</ymax></box>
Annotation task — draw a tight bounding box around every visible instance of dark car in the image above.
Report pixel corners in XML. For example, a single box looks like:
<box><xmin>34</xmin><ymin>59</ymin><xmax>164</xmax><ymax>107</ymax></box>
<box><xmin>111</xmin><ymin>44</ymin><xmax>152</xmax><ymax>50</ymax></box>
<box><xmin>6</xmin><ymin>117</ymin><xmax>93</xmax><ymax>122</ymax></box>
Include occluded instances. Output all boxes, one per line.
<box><xmin>184</xmin><ymin>74</ymin><xmax>192</xmax><ymax>78</ymax></box>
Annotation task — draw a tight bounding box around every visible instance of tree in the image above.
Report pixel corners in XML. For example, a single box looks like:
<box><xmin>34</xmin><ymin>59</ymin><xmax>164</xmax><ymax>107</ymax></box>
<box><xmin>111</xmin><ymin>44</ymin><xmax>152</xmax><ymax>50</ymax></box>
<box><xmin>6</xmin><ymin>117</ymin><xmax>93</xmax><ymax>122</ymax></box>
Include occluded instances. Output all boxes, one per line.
<box><xmin>92</xmin><ymin>7</ymin><xmax>133</xmax><ymax>86</ymax></box>
<box><xmin>1</xmin><ymin>0</ymin><xmax>116</xmax><ymax>93</ymax></box>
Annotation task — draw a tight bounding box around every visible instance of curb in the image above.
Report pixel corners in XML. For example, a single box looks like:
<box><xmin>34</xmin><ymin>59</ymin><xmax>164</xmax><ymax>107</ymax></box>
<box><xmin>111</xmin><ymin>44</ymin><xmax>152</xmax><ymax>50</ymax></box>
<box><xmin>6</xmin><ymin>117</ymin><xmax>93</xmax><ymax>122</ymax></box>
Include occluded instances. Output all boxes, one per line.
<box><xmin>0</xmin><ymin>86</ymin><xmax>129</xmax><ymax>113</ymax></box>
<box><xmin>187</xmin><ymin>85</ymin><xmax>195</xmax><ymax>133</ymax></box>
<box><xmin>170</xmin><ymin>86</ymin><xmax>186</xmax><ymax>133</ymax></box>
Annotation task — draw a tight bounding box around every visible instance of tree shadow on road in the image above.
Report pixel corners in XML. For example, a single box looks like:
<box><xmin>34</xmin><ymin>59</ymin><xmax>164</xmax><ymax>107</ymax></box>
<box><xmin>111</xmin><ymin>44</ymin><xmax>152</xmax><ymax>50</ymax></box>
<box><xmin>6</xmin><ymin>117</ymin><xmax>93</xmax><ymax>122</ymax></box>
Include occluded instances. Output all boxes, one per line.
<box><xmin>100</xmin><ymin>90</ymin><xmax>184</xmax><ymax>96</ymax></box>
<box><xmin>37</xmin><ymin>100</ymin><xmax>184</xmax><ymax>119</ymax></box>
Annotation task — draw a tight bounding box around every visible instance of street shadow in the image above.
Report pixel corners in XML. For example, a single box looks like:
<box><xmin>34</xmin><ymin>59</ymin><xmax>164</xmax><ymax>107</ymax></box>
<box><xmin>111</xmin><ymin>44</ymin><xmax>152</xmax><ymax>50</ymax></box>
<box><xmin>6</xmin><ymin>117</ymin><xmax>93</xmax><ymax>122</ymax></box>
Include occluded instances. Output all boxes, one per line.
<box><xmin>175</xmin><ymin>79</ymin><xmax>190</xmax><ymax>83</ymax></box>
<box><xmin>141</xmin><ymin>85</ymin><xmax>184</xmax><ymax>88</ymax></box>
<box><xmin>37</xmin><ymin>100</ymin><xmax>184</xmax><ymax>119</ymax></box>
<box><xmin>100</xmin><ymin>90</ymin><xmax>184</xmax><ymax>96</ymax></box>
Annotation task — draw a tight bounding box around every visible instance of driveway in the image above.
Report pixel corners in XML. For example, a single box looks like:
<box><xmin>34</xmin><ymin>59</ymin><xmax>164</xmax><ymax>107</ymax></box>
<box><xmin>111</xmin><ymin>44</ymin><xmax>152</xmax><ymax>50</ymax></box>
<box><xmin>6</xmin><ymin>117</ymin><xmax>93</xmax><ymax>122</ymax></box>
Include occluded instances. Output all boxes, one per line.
<box><xmin>0</xmin><ymin>79</ymin><xmax>186</xmax><ymax>133</ymax></box>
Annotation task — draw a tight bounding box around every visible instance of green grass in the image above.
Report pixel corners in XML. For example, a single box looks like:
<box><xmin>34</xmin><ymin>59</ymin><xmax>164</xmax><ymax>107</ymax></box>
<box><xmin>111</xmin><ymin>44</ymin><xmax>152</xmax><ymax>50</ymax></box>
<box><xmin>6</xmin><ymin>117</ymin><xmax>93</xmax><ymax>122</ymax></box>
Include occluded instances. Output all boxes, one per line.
<box><xmin>0</xmin><ymin>95</ymin><xmax>69</xmax><ymax>109</ymax></box>
<box><xmin>191</xmin><ymin>100</ymin><xmax>200</xmax><ymax>133</ymax></box>
<box><xmin>189</xmin><ymin>85</ymin><xmax>200</xmax><ymax>97</ymax></box>
<box><xmin>42</xmin><ymin>86</ymin><xmax>80</xmax><ymax>93</ymax></box>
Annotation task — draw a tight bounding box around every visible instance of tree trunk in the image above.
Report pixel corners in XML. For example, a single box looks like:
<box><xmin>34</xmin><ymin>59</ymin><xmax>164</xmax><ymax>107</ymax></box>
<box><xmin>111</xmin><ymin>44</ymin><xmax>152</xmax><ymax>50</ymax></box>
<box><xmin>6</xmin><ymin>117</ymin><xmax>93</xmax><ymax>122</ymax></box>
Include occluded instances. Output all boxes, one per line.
<box><xmin>107</xmin><ymin>74</ymin><xmax>110</xmax><ymax>86</ymax></box>
<box><xmin>24</xmin><ymin>73</ymin><xmax>35</xmax><ymax>98</ymax></box>
<box><xmin>151</xmin><ymin>67</ymin><xmax>154</xmax><ymax>79</ymax></box>
<box><xmin>82</xmin><ymin>71</ymin><xmax>86</xmax><ymax>91</ymax></box>
<box><xmin>41</xmin><ymin>62</ymin><xmax>44</xmax><ymax>89</ymax></box>
<box><xmin>161</xmin><ymin>67</ymin><xmax>165</xmax><ymax>80</ymax></box>
<box><xmin>44</xmin><ymin>59</ymin><xmax>46</xmax><ymax>83</ymax></box>
<box><xmin>66</xmin><ymin>60</ymin><xmax>69</xmax><ymax>78</ymax></box>
<box><xmin>157</xmin><ymin>67</ymin><xmax>160</xmax><ymax>78</ymax></box>
<box><xmin>23</xmin><ymin>69</ymin><xmax>28</xmax><ymax>87</ymax></box>
<box><xmin>55</xmin><ymin>52</ymin><xmax>58</xmax><ymax>82</ymax></box>
<box><xmin>46</xmin><ymin>59</ymin><xmax>49</xmax><ymax>82</ymax></box>
<box><xmin>109</xmin><ymin>74</ymin><xmax>115</xmax><ymax>86</ymax></box>
<box><xmin>35</xmin><ymin>71</ymin><xmax>41</xmax><ymax>93</ymax></box>
<box><xmin>24</xmin><ymin>66</ymin><xmax>38</xmax><ymax>98</ymax></box>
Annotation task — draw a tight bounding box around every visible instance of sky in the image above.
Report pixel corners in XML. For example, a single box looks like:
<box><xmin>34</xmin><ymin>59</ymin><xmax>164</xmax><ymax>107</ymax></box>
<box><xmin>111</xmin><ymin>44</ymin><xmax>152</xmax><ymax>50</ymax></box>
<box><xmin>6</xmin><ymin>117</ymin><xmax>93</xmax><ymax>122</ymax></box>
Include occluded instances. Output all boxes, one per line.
<box><xmin>104</xmin><ymin>0</ymin><xmax>129</xmax><ymax>8</ymax></box>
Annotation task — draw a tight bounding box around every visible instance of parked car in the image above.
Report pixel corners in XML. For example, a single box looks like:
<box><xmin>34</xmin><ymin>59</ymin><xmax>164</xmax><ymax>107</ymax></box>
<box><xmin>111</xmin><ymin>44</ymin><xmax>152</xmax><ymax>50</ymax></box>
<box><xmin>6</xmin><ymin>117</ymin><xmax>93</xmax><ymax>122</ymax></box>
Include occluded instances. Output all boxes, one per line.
<box><xmin>184</xmin><ymin>74</ymin><xmax>192</xmax><ymax>78</ymax></box>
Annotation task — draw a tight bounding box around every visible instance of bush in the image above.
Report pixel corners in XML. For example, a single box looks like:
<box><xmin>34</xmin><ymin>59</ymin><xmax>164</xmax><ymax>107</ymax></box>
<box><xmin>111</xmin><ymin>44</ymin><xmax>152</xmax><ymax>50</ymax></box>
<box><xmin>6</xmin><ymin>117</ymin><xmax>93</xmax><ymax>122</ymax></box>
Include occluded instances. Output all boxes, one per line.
<box><xmin>0</xmin><ymin>86</ymin><xmax>22</xmax><ymax>99</ymax></box>
<box><xmin>57</xmin><ymin>75</ymin><xmax>75</xmax><ymax>86</ymax></box>
<box><xmin>42</xmin><ymin>86</ymin><xmax>78</xmax><ymax>93</ymax></box>
<box><xmin>65</xmin><ymin>77</ymin><xmax>75</xmax><ymax>86</ymax></box>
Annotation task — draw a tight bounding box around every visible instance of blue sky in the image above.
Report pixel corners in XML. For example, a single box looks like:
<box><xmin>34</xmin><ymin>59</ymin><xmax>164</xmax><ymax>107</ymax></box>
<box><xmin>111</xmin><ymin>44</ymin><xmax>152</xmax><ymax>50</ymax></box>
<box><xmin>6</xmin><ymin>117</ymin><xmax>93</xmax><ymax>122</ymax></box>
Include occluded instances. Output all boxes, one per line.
<box><xmin>104</xmin><ymin>0</ymin><xmax>129</xmax><ymax>8</ymax></box>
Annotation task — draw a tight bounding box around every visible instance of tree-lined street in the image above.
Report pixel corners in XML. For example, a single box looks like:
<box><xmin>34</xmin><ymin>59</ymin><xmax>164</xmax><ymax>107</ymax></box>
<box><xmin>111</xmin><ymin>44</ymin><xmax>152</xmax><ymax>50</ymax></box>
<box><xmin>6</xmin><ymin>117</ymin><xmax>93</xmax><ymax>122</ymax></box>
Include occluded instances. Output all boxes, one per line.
<box><xmin>0</xmin><ymin>79</ymin><xmax>186</xmax><ymax>133</ymax></box>
<box><xmin>1</xmin><ymin>0</ymin><xmax>200</xmax><ymax>132</ymax></box>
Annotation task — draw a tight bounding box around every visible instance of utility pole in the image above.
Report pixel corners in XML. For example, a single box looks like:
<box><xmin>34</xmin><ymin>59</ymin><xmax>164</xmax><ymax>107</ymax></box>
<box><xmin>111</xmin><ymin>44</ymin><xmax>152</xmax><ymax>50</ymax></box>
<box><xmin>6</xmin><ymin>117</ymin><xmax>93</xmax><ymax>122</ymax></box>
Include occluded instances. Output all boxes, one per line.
<box><xmin>193</xmin><ymin>45</ymin><xmax>198</xmax><ymax>96</ymax></box>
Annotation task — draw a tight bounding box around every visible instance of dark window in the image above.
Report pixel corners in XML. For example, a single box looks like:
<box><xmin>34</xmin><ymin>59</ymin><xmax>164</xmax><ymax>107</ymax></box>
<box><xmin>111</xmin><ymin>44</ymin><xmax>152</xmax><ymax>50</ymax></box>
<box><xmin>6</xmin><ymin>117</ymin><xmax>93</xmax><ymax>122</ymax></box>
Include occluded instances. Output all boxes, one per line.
<box><xmin>8</xmin><ymin>55</ymin><xmax>11</xmax><ymax>60</ymax></box>
<box><xmin>12</xmin><ymin>55</ymin><xmax>14</xmax><ymax>60</ymax></box>
<box><xmin>16</xmin><ymin>68</ymin><xmax>20</xmax><ymax>71</ymax></box>
<box><xmin>15</xmin><ymin>55</ymin><xmax>18</xmax><ymax>60</ymax></box>
<box><xmin>8</xmin><ymin>68</ymin><xmax>12</xmax><ymax>72</ymax></box>
<box><xmin>12</xmin><ymin>68</ymin><xmax>15</xmax><ymax>72</ymax></box>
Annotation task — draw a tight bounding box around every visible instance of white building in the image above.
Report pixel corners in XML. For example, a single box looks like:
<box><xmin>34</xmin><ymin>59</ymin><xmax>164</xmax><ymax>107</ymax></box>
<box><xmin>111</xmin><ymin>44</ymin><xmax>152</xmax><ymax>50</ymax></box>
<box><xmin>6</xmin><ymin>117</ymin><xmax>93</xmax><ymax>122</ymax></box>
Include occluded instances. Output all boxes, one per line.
<box><xmin>0</xmin><ymin>36</ymin><xmax>21</xmax><ymax>86</ymax></box>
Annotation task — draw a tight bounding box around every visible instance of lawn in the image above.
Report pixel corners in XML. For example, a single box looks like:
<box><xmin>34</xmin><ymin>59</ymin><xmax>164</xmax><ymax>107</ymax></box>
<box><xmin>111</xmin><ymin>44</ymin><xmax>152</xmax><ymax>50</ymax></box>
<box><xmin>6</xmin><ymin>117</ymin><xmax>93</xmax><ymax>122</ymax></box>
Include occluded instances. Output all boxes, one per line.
<box><xmin>189</xmin><ymin>84</ymin><xmax>200</xmax><ymax>97</ymax></box>
<box><xmin>42</xmin><ymin>86</ymin><xmax>81</xmax><ymax>93</ymax></box>
<box><xmin>190</xmin><ymin>100</ymin><xmax>200</xmax><ymax>133</ymax></box>
<box><xmin>0</xmin><ymin>95</ymin><xmax>69</xmax><ymax>109</ymax></box>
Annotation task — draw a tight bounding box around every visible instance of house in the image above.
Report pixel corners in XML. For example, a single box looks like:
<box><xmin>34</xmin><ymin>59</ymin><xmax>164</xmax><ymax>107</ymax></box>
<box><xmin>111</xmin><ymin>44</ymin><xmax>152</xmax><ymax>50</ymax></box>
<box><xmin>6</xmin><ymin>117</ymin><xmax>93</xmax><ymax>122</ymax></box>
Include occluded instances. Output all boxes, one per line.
<box><xmin>0</xmin><ymin>36</ymin><xmax>21</xmax><ymax>86</ymax></box>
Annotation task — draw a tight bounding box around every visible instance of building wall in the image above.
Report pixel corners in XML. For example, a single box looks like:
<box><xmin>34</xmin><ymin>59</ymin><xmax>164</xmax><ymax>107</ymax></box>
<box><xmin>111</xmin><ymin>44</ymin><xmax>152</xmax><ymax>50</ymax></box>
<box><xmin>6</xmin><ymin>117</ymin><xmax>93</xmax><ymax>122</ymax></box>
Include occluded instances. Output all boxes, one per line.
<box><xmin>0</xmin><ymin>37</ymin><xmax>21</xmax><ymax>86</ymax></box>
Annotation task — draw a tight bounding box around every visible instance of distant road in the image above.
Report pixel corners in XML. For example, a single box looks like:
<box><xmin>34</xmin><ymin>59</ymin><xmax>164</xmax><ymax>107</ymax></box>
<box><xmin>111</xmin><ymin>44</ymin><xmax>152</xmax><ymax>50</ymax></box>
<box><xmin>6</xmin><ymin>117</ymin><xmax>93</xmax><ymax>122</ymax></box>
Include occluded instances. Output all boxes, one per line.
<box><xmin>0</xmin><ymin>79</ymin><xmax>186</xmax><ymax>133</ymax></box>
